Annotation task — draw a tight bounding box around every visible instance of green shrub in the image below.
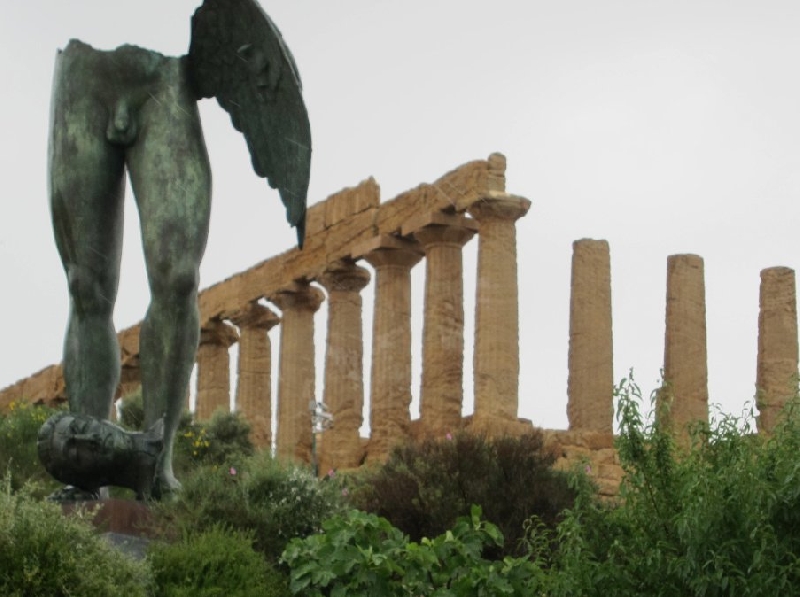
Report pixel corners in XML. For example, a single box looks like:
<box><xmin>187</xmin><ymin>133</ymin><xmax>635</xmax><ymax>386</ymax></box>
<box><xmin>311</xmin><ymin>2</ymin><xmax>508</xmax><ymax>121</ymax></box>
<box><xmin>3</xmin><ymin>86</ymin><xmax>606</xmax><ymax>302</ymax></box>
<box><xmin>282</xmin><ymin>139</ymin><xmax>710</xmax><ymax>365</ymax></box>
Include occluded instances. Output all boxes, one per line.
<box><xmin>546</xmin><ymin>373</ymin><xmax>800</xmax><ymax>596</ymax></box>
<box><xmin>174</xmin><ymin>409</ymin><xmax>255</xmax><ymax>470</ymax></box>
<box><xmin>154</xmin><ymin>452</ymin><xmax>345</xmax><ymax>561</ymax></box>
<box><xmin>118</xmin><ymin>389</ymin><xmax>145</xmax><ymax>430</ymax></box>
<box><xmin>282</xmin><ymin>505</ymin><xmax>546</xmax><ymax>596</ymax></box>
<box><xmin>0</xmin><ymin>479</ymin><xmax>151</xmax><ymax>596</ymax></box>
<box><xmin>148</xmin><ymin>525</ymin><xmax>291</xmax><ymax>597</ymax></box>
<box><xmin>349</xmin><ymin>430</ymin><xmax>575</xmax><ymax>557</ymax></box>
<box><xmin>0</xmin><ymin>400</ymin><xmax>62</xmax><ymax>494</ymax></box>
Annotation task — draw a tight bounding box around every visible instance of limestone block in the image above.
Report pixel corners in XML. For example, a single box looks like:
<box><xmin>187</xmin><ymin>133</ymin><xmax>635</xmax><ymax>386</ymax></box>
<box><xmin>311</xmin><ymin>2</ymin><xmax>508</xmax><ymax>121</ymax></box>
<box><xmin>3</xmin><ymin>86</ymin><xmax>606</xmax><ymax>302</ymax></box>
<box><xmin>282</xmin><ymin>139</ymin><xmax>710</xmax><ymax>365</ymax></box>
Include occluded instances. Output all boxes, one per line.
<box><xmin>229</xmin><ymin>303</ymin><xmax>280</xmax><ymax>450</ymax></box>
<box><xmin>318</xmin><ymin>261</ymin><xmax>370</xmax><ymax>472</ymax></box>
<box><xmin>415</xmin><ymin>222</ymin><xmax>476</xmax><ymax>436</ymax></box>
<box><xmin>468</xmin><ymin>193</ymin><xmax>531</xmax><ymax>426</ymax></box>
<box><xmin>567</xmin><ymin>239</ymin><xmax>613</xmax><ymax>433</ymax></box>
<box><xmin>195</xmin><ymin>320</ymin><xmax>239</xmax><ymax>421</ymax></box>
<box><xmin>305</xmin><ymin>202</ymin><xmax>327</xmax><ymax>238</ymax></box>
<box><xmin>662</xmin><ymin>254</ymin><xmax>709</xmax><ymax>435</ymax></box>
<box><xmin>430</xmin><ymin>158</ymin><xmax>493</xmax><ymax>212</ymax></box>
<box><xmin>756</xmin><ymin>267</ymin><xmax>799</xmax><ymax>433</ymax></box>
<box><xmin>272</xmin><ymin>284</ymin><xmax>325</xmax><ymax>463</ymax></box>
<box><xmin>364</xmin><ymin>242</ymin><xmax>424</xmax><ymax>462</ymax></box>
<box><xmin>325</xmin><ymin>208</ymin><xmax>378</xmax><ymax>264</ymax></box>
<box><xmin>325</xmin><ymin>178</ymin><xmax>380</xmax><ymax>228</ymax></box>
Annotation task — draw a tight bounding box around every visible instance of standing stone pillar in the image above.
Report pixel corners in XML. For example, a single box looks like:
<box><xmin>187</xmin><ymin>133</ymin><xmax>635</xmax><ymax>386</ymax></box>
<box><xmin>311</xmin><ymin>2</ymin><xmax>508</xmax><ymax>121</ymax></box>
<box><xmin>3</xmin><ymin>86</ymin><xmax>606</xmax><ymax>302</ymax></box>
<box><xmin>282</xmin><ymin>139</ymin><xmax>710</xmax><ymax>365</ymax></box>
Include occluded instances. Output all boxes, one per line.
<box><xmin>318</xmin><ymin>260</ymin><xmax>371</xmax><ymax>472</ymax></box>
<box><xmin>468</xmin><ymin>192</ymin><xmax>531</xmax><ymax>431</ymax></box>
<box><xmin>413</xmin><ymin>217</ymin><xmax>477</xmax><ymax>436</ymax></box>
<box><xmin>363</xmin><ymin>238</ymin><xmax>424</xmax><ymax>461</ymax></box>
<box><xmin>195</xmin><ymin>319</ymin><xmax>239</xmax><ymax>421</ymax></box>
<box><xmin>661</xmin><ymin>254</ymin><xmax>708</xmax><ymax>435</ymax></box>
<box><xmin>229</xmin><ymin>303</ymin><xmax>280</xmax><ymax>450</ymax></box>
<box><xmin>567</xmin><ymin>239</ymin><xmax>613</xmax><ymax>433</ymax></box>
<box><xmin>272</xmin><ymin>283</ymin><xmax>325</xmax><ymax>463</ymax></box>
<box><xmin>756</xmin><ymin>267</ymin><xmax>798</xmax><ymax>433</ymax></box>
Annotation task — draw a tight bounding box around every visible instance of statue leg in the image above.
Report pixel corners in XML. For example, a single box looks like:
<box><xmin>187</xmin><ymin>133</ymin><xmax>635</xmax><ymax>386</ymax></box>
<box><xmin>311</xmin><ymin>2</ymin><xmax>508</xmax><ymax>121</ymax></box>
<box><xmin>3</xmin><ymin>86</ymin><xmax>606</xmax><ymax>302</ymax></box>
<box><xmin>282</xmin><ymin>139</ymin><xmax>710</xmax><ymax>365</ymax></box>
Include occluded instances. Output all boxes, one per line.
<box><xmin>126</xmin><ymin>67</ymin><xmax>211</xmax><ymax>496</ymax></box>
<box><xmin>49</xmin><ymin>87</ymin><xmax>126</xmax><ymax>419</ymax></box>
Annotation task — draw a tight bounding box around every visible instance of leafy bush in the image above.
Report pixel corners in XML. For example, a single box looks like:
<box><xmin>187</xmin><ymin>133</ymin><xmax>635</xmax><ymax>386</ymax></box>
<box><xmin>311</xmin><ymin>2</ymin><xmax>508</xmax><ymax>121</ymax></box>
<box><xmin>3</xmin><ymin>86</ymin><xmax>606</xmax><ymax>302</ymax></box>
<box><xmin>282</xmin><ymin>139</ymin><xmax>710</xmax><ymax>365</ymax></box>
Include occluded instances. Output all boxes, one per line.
<box><xmin>546</xmin><ymin>374</ymin><xmax>800</xmax><ymax>596</ymax></box>
<box><xmin>148</xmin><ymin>525</ymin><xmax>291</xmax><ymax>597</ymax></box>
<box><xmin>282</xmin><ymin>505</ymin><xmax>546</xmax><ymax>596</ymax></box>
<box><xmin>0</xmin><ymin>400</ymin><xmax>62</xmax><ymax>494</ymax></box>
<box><xmin>154</xmin><ymin>452</ymin><xmax>345</xmax><ymax>561</ymax></box>
<box><xmin>0</xmin><ymin>479</ymin><xmax>151</xmax><ymax>596</ymax></box>
<box><xmin>174</xmin><ymin>409</ymin><xmax>255</xmax><ymax>470</ymax></box>
<box><xmin>349</xmin><ymin>430</ymin><xmax>575</xmax><ymax>557</ymax></box>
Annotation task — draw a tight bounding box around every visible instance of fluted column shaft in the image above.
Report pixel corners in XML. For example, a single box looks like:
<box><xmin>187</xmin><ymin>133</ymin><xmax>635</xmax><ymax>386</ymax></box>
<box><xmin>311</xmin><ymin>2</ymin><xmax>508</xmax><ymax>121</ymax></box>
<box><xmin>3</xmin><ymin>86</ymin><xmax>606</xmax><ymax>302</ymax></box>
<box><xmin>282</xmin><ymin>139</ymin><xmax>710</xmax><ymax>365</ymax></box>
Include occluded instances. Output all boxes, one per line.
<box><xmin>195</xmin><ymin>320</ymin><xmax>239</xmax><ymax>421</ymax></box>
<box><xmin>468</xmin><ymin>193</ymin><xmax>530</xmax><ymax>429</ymax></box>
<box><xmin>567</xmin><ymin>239</ymin><xmax>613</xmax><ymax>433</ymax></box>
<box><xmin>318</xmin><ymin>261</ymin><xmax>371</xmax><ymax>472</ymax></box>
<box><xmin>415</xmin><ymin>223</ymin><xmax>475</xmax><ymax>435</ymax></box>
<box><xmin>272</xmin><ymin>284</ymin><xmax>325</xmax><ymax>463</ymax></box>
<box><xmin>365</xmin><ymin>243</ymin><xmax>423</xmax><ymax>461</ymax></box>
<box><xmin>230</xmin><ymin>303</ymin><xmax>280</xmax><ymax>449</ymax></box>
<box><xmin>661</xmin><ymin>254</ymin><xmax>708</xmax><ymax>435</ymax></box>
<box><xmin>756</xmin><ymin>267</ymin><xmax>798</xmax><ymax>433</ymax></box>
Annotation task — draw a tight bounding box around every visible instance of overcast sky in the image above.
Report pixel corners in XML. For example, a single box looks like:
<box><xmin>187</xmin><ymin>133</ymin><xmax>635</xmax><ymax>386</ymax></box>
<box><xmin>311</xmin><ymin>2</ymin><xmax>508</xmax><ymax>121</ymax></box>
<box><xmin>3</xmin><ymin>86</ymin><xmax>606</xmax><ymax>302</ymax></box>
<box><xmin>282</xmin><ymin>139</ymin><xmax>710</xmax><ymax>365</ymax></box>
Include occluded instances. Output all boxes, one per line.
<box><xmin>2</xmin><ymin>0</ymin><xmax>799</xmax><ymax>431</ymax></box>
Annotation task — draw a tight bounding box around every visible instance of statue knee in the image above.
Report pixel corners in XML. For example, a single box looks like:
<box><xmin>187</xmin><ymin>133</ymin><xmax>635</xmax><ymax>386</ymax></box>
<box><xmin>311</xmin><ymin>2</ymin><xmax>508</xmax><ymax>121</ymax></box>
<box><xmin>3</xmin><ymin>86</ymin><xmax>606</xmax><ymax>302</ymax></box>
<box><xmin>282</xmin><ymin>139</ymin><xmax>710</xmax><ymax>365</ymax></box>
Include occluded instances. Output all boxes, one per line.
<box><xmin>150</xmin><ymin>260</ymin><xmax>200</xmax><ymax>300</ymax></box>
<box><xmin>66</xmin><ymin>266</ymin><xmax>115</xmax><ymax>317</ymax></box>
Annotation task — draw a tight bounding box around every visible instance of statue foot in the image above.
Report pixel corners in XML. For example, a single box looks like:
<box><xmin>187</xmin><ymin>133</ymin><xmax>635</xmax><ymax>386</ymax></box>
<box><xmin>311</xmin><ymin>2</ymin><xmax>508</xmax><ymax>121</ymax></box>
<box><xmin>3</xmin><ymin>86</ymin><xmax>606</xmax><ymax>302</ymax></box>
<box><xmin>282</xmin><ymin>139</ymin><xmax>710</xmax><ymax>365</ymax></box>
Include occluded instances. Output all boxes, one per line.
<box><xmin>151</xmin><ymin>469</ymin><xmax>181</xmax><ymax>501</ymax></box>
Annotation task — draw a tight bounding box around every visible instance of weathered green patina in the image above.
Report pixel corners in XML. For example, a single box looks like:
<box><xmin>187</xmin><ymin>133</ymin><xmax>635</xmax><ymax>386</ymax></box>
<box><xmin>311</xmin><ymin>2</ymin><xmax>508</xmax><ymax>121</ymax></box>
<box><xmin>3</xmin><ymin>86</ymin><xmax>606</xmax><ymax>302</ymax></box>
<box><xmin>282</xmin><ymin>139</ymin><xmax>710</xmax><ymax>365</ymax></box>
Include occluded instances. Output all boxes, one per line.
<box><xmin>43</xmin><ymin>0</ymin><xmax>310</xmax><ymax>499</ymax></box>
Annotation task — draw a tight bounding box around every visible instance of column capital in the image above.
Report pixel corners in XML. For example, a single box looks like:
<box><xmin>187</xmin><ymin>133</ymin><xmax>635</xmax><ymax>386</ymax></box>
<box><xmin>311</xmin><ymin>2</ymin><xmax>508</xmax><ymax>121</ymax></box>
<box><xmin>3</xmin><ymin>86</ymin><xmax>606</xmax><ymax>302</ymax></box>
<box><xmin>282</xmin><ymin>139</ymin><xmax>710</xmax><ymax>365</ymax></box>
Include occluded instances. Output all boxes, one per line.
<box><xmin>200</xmin><ymin>319</ymin><xmax>239</xmax><ymax>348</ymax></box>
<box><xmin>413</xmin><ymin>223</ymin><xmax>475</xmax><ymax>250</ymax></box>
<box><xmin>319</xmin><ymin>260</ymin><xmax>371</xmax><ymax>293</ymax></box>
<box><xmin>227</xmin><ymin>302</ymin><xmax>280</xmax><ymax>330</ymax></box>
<box><xmin>468</xmin><ymin>191</ymin><xmax>531</xmax><ymax>222</ymax></box>
<box><xmin>271</xmin><ymin>284</ymin><xmax>325</xmax><ymax>313</ymax></box>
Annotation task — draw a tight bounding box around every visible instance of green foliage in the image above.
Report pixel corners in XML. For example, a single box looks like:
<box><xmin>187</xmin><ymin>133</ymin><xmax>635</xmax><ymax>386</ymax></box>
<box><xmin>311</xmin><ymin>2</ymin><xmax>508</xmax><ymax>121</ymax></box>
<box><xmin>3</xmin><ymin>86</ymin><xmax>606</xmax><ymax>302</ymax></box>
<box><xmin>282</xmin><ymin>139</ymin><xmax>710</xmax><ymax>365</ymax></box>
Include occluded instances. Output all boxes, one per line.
<box><xmin>546</xmin><ymin>373</ymin><xmax>800</xmax><ymax>596</ymax></box>
<box><xmin>0</xmin><ymin>479</ymin><xmax>151</xmax><ymax>596</ymax></box>
<box><xmin>349</xmin><ymin>430</ymin><xmax>574</xmax><ymax>557</ymax></box>
<box><xmin>155</xmin><ymin>452</ymin><xmax>345</xmax><ymax>561</ymax></box>
<box><xmin>0</xmin><ymin>400</ymin><xmax>62</xmax><ymax>495</ymax></box>
<box><xmin>173</xmin><ymin>409</ymin><xmax>255</xmax><ymax>473</ymax></box>
<box><xmin>118</xmin><ymin>389</ymin><xmax>146</xmax><ymax>430</ymax></box>
<box><xmin>282</xmin><ymin>505</ymin><xmax>546</xmax><ymax>596</ymax></box>
<box><xmin>148</xmin><ymin>525</ymin><xmax>291</xmax><ymax>597</ymax></box>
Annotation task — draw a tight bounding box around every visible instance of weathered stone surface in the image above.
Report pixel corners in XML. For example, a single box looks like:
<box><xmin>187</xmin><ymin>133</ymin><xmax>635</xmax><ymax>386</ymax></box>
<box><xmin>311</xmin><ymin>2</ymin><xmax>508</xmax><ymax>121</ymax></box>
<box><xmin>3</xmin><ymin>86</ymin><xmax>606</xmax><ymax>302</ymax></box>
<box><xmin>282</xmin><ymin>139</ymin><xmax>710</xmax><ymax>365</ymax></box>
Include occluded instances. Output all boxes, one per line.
<box><xmin>415</xmin><ymin>222</ymin><xmax>476</xmax><ymax>436</ymax></box>
<box><xmin>567</xmin><ymin>239</ymin><xmax>613</xmax><ymax>433</ymax></box>
<box><xmin>661</xmin><ymin>254</ymin><xmax>708</xmax><ymax>436</ymax></box>
<box><xmin>229</xmin><ymin>303</ymin><xmax>280</xmax><ymax>449</ymax></box>
<box><xmin>325</xmin><ymin>178</ymin><xmax>380</xmax><ymax>228</ymax></box>
<box><xmin>468</xmin><ymin>193</ymin><xmax>530</xmax><ymax>431</ymax></box>
<box><xmin>363</xmin><ymin>240</ymin><xmax>424</xmax><ymax>462</ymax></box>
<box><xmin>271</xmin><ymin>284</ymin><xmax>325</xmax><ymax>463</ymax></box>
<box><xmin>195</xmin><ymin>320</ymin><xmax>239</xmax><ymax>421</ymax></box>
<box><xmin>756</xmin><ymin>267</ymin><xmax>799</xmax><ymax>433</ymax></box>
<box><xmin>318</xmin><ymin>261</ymin><xmax>371</xmax><ymax>473</ymax></box>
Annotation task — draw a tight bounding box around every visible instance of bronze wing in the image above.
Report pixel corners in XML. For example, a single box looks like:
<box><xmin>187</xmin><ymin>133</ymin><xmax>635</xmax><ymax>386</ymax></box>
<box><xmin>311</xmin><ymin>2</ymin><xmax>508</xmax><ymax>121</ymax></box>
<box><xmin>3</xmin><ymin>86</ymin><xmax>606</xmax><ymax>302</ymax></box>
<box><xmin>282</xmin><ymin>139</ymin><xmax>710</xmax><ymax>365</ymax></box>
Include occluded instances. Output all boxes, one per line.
<box><xmin>187</xmin><ymin>0</ymin><xmax>310</xmax><ymax>247</ymax></box>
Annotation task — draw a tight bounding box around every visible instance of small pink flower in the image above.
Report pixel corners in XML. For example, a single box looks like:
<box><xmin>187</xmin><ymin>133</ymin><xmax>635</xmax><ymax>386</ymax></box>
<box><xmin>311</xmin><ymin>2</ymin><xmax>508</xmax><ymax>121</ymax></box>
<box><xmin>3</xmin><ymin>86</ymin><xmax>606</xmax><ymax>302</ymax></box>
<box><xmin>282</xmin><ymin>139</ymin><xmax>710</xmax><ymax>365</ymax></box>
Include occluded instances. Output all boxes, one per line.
<box><xmin>327</xmin><ymin>469</ymin><xmax>336</xmax><ymax>478</ymax></box>
<box><xmin>585</xmin><ymin>465</ymin><xmax>591</xmax><ymax>474</ymax></box>
<box><xmin>229</xmin><ymin>467</ymin><xmax>237</xmax><ymax>476</ymax></box>
<box><xmin>446</xmin><ymin>433</ymin><xmax>453</xmax><ymax>441</ymax></box>
<box><xmin>341</xmin><ymin>488</ymin><xmax>349</xmax><ymax>497</ymax></box>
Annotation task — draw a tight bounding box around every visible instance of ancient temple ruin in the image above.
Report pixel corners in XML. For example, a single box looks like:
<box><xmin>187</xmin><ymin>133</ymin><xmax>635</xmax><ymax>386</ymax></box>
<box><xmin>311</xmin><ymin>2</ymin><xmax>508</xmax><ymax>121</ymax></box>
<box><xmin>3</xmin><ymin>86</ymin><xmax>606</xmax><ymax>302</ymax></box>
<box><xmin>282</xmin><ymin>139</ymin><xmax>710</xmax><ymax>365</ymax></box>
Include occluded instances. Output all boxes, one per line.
<box><xmin>2</xmin><ymin>154</ymin><xmax>798</xmax><ymax>498</ymax></box>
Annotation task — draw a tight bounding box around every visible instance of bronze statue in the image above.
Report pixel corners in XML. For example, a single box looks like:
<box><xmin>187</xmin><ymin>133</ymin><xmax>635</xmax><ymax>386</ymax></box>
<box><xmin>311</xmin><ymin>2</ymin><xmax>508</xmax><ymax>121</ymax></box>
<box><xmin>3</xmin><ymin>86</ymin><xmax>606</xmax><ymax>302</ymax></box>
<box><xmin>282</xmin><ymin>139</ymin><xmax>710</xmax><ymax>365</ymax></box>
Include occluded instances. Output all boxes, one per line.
<box><xmin>42</xmin><ymin>0</ymin><xmax>310</xmax><ymax>499</ymax></box>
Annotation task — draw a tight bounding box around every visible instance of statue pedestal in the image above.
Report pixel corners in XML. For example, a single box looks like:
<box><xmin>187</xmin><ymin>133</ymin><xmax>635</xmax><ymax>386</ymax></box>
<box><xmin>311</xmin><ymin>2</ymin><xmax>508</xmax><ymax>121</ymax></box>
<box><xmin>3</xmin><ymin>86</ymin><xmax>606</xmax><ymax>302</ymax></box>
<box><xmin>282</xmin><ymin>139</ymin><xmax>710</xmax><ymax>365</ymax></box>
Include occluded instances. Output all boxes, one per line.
<box><xmin>62</xmin><ymin>498</ymin><xmax>155</xmax><ymax>560</ymax></box>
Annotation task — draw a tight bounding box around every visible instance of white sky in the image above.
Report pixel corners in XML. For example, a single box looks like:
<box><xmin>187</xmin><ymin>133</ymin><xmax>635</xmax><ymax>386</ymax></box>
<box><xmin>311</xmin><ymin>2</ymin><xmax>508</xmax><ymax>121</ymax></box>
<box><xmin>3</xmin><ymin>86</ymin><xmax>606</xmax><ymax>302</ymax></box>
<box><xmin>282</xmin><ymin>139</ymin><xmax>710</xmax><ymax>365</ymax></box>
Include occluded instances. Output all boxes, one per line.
<box><xmin>1</xmin><ymin>0</ymin><xmax>799</xmax><ymax>431</ymax></box>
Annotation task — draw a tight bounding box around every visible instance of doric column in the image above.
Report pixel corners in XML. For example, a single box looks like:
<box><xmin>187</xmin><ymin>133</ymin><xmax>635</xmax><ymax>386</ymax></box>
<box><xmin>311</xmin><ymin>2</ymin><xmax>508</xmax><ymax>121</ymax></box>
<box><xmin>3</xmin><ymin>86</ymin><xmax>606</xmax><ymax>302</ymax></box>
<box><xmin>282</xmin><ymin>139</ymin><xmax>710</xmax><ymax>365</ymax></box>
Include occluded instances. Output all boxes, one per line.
<box><xmin>229</xmin><ymin>303</ymin><xmax>280</xmax><ymax>449</ymax></box>
<box><xmin>363</xmin><ymin>238</ymin><xmax>424</xmax><ymax>461</ymax></box>
<box><xmin>661</xmin><ymin>254</ymin><xmax>708</xmax><ymax>435</ymax></box>
<box><xmin>318</xmin><ymin>260</ymin><xmax>371</xmax><ymax>472</ymax></box>
<box><xmin>468</xmin><ymin>192</ymin><xmax>531</xmax><ymax>431</ymax></box>
<box><xmin>566</xmin><ymin>239</ymin><xmax>613</xmax><ymax>433</ymax></box>
<box><xmin>195</xmin><ymin>319</ymin><xmax>239</xmax><ymax>421</ymax></box>
<box><xmin>411</xmin><ymin>214</ymin><xmax>477</xmax><ymax>436</ymax></box>
<box><xmin>271</xmin><ymin>283</ymin><xmax>325</xmax><ymax>463</ymax></box>
<box><xmin>756</xmin><ymin>267</ymin><xmax>798</xmax><ymax>434</ymax></box>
